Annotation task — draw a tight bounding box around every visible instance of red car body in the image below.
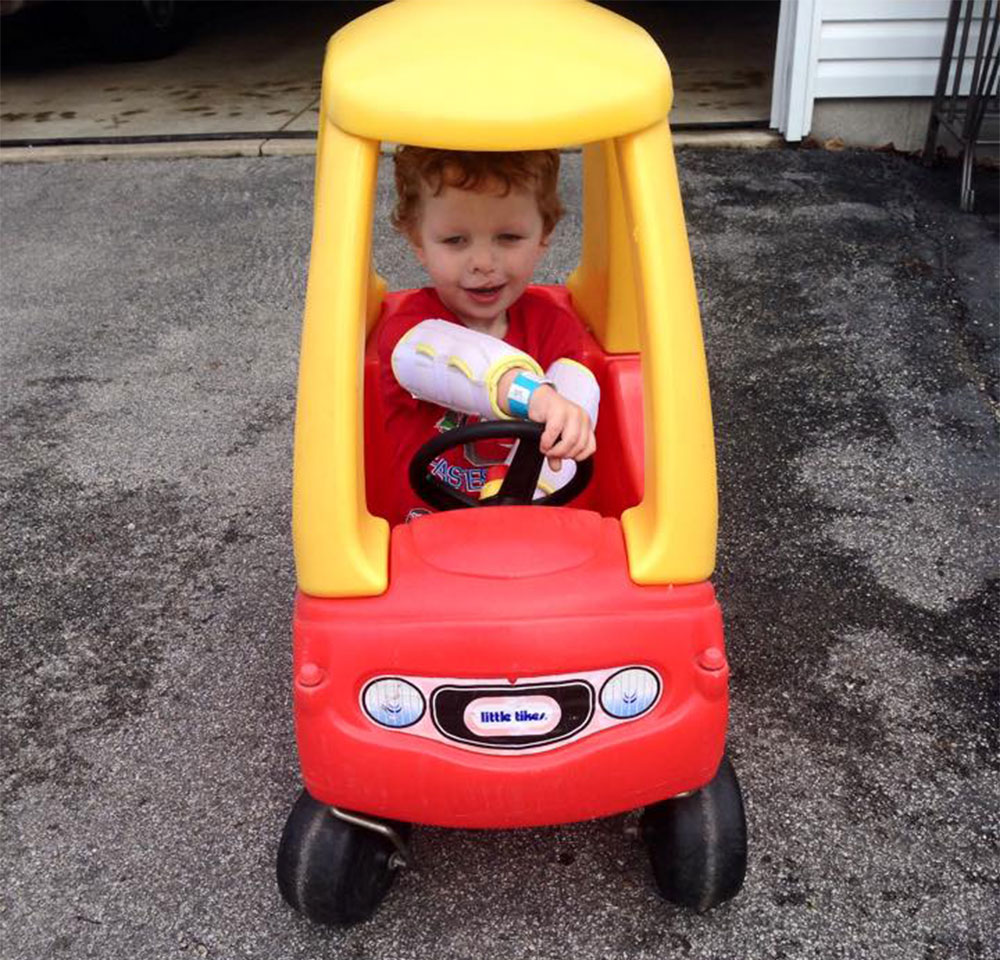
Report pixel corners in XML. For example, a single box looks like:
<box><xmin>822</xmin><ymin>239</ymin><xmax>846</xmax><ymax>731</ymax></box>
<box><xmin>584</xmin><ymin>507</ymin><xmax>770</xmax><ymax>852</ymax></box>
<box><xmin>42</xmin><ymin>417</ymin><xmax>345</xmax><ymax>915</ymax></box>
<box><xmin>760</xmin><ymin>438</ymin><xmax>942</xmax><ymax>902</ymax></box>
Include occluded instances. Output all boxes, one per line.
<box><xmin>291</xmin><ymin>288</ymin><xmax>730</xmax><ymax>829</ymax></box>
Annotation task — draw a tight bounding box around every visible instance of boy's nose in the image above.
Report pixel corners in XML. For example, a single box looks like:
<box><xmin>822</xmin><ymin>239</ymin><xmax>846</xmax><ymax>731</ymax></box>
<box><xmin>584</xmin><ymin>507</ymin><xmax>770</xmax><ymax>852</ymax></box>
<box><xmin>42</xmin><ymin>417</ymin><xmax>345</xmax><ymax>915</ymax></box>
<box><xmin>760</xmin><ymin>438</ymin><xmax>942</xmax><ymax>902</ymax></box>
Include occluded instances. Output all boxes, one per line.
<box><xmin>468</xmin><ymin>244</ymin><xmax>497</xmax><ymax>274</ymax></box>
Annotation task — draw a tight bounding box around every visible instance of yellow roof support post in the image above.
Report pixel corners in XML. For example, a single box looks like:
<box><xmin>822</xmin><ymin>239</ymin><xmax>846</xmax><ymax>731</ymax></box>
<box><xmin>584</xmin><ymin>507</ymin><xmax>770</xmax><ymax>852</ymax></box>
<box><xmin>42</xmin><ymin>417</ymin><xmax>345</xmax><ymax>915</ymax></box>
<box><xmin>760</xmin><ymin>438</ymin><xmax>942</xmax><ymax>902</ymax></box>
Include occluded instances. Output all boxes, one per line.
<box><xmin>567</xmin><ymin>141</ymin><xmax>642</xmax><ymax>354</ymax></box>
<box><xmin>617</xmin><ymin>119</ymin><xmax>718</xmax><ymax>584</ymax></box>
<box><xmin>292</xmin><ymin>114</ymin><xmax>389</xmax><ymax>597</ymax></box>
<box><xmin>366</xmin><ymin>267</ymin><xmax>387</xmax><ymax>334</ymax></box>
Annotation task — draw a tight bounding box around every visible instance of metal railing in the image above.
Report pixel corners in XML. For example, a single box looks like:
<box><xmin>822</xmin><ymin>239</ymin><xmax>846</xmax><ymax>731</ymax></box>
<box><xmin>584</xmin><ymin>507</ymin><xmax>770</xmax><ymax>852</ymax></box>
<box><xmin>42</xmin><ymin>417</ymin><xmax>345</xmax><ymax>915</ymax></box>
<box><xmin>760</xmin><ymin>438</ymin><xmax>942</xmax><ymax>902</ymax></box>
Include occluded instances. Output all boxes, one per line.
<box><xmin>923</xmin><ymin>0</ymin><xmax>1000</xmax><ymax>211</ymax></box>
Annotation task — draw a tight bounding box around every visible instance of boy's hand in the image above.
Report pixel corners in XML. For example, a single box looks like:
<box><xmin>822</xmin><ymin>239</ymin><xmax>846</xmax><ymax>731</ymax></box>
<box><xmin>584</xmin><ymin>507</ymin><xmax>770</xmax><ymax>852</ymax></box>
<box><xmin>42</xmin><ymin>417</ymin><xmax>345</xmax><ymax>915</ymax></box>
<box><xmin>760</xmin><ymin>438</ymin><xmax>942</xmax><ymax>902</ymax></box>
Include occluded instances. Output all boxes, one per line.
<box><xmin>527</xmin><ymin>385</ymin><xmax>596</xmax><ymax>471</ymax></box>
<box><xmin>497</xmin><ymin>368</ymin><xmax>596</xmax><ymax>471</ymax></box>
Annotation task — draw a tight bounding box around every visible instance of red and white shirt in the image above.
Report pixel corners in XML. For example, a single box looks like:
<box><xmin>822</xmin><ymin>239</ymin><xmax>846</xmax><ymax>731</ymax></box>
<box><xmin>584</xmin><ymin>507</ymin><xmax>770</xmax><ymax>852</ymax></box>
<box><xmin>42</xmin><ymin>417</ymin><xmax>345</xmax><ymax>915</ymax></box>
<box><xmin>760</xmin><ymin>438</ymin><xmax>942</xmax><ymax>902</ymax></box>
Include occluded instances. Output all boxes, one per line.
<box><xmin>377</xmin><ymin>286</ymin><xmax>587</xmax><ymax>524</ymax></box>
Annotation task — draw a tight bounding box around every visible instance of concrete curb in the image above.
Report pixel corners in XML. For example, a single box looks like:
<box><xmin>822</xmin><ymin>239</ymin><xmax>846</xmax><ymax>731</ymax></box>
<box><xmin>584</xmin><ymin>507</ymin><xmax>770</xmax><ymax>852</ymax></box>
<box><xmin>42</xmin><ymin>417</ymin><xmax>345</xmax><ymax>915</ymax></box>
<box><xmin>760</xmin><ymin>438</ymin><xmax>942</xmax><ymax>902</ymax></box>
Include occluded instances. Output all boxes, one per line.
<box><xmin>0</xmin><ymin>139</ymin><xmax>271</xmax><ymax>163</ymax></box>
<box><xmin>0</xmin><ymin>130</ymin><xmax>784</xmax><ymax>164</ymax></box>
<box><xmin>673</xmin><ymin>130</ymin><xmax>783</xmax><ymax>149</ymax></box>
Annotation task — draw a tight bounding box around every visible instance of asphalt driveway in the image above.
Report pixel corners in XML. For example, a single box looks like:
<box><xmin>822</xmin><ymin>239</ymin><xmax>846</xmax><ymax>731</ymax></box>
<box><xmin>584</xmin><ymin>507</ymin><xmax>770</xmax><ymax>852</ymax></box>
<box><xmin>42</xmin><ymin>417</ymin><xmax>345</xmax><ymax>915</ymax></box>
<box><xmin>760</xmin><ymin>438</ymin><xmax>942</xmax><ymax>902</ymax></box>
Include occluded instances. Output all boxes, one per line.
<box><xmin>1</xmin><ymin>148</ymin><xmax>997</xmax><ymax>960</ymax></box>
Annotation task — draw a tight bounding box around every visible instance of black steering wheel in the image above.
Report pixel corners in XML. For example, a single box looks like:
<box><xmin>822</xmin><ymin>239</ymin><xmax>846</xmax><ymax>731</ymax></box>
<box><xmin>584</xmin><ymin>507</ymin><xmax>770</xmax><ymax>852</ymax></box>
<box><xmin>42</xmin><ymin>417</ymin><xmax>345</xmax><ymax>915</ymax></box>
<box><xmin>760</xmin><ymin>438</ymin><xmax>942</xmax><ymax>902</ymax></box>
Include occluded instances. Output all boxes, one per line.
<box><xmin>409</xmin><ymin>420</ymin><xmax>593</xmax><ymax>511</ymax></box>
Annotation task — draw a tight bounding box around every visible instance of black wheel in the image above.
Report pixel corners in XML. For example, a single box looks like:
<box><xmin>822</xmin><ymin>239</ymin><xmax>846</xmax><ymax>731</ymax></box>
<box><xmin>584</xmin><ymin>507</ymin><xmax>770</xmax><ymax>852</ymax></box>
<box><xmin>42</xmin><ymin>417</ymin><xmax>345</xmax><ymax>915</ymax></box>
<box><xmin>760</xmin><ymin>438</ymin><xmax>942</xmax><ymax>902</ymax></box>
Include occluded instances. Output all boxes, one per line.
<box><xmin>276</xmin><ymin>790</ymin><xmax>410</xmax><ymax>926</ymax></box>
<box><xmin>640</xmin><ymin>754</ymin><xmax>747</xmax><ymax>912</ymax></box>
<box><xmin>83</xmin><ymin>1</ymin><xmax>190</xmax><ymax>62</ymax></box>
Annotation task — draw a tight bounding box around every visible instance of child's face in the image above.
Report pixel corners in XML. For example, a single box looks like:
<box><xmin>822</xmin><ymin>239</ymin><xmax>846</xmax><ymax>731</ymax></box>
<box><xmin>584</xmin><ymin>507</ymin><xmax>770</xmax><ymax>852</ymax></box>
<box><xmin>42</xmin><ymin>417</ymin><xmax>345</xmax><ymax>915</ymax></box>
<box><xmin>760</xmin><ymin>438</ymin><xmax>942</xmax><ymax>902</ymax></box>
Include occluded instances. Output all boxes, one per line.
<box><xmin>409</xmin><ymin>178</ymin><xmax>550</xmax><ymax>333</ymax></box>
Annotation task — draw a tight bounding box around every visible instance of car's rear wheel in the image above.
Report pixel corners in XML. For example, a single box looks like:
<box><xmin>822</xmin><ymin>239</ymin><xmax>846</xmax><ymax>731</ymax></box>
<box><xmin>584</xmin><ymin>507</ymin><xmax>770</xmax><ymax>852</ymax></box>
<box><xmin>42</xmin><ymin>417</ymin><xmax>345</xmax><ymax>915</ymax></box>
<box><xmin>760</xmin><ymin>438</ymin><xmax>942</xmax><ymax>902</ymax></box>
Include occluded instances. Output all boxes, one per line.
<box><xmin>640</xmin><ymin>754</ymin><xmax>747</xmax><ymax>912</ymax></box>
<box><xmin>277</xmin><ymin>790</ymin><xmax>409</xmax><ymax>926</ymax></box>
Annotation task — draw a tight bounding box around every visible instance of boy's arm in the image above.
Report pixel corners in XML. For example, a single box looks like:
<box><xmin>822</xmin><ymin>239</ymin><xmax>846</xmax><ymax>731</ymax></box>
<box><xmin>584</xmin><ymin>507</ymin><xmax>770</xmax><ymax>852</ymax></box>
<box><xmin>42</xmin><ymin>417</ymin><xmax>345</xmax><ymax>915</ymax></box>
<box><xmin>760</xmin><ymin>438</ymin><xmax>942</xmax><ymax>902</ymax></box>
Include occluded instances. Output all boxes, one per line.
<box><xmin>541</xmin><ymin>358</ymin><xmax>600</xmax><ymax>426</ymax></box>
<box><xmin>392</xmin><ymin>319</ymin><xmax>599</xmax><ymax>468</ymax></box>
<box><xmin>391</xmin><ymin>318</ymin><xmax>545</xmax><ymax>420</ymax></box>
<box><xmin>517</xmin><ymin>357</ymin><xmax>600</xmax><ymax>473</ymax></box>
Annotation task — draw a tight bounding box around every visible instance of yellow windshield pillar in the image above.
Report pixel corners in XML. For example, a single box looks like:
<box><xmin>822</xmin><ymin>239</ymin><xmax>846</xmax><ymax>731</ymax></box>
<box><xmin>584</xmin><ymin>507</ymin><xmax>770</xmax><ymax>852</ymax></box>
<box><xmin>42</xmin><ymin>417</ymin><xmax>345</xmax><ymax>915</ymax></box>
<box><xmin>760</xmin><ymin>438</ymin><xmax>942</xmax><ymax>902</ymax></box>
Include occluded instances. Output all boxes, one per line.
<box><xmin>366</xmin><ymin>268</ymin><xmax>387</xmax><ymax>333</ymax></box>
<box><xmin>617</xmin><ymin>120</ymin><xmax>717</xmax><ymax>583</ymax></box>
<box><xmin>292</xmin><ymin>118</ymin><xmax>389</xmax><ymax>597</ymax></box>
<box><xmin>567</xmin><ymin>141</ymin><xmax>642</xmax><ymax>354</ymax></box>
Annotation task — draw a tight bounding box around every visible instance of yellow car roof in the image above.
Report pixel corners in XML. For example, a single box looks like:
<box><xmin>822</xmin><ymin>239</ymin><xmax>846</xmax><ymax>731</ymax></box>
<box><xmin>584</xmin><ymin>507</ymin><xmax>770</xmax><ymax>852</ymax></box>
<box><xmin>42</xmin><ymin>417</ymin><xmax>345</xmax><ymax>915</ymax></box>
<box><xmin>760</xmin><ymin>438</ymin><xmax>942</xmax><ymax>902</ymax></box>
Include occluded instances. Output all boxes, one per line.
<box><xmin>324</xmin><ymin>0</ymin><xmax>673</xmax><ymax>149</ymax></box>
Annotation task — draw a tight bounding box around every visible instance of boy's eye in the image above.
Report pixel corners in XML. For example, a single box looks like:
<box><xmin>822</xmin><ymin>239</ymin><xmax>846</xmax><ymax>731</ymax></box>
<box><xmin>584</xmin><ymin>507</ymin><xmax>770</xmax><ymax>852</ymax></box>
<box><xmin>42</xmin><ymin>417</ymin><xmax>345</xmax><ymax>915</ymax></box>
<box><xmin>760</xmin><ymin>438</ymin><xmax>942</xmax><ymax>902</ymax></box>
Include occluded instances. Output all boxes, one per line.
<box><xmin>498</xmin><ymin>234</ymin><xmax>523</xmax><ymax>243</ymax></box>
<box><xmin>441</xmin><ymin>236</ymin><xmax>465</xmax><ymax>246</ymax></box>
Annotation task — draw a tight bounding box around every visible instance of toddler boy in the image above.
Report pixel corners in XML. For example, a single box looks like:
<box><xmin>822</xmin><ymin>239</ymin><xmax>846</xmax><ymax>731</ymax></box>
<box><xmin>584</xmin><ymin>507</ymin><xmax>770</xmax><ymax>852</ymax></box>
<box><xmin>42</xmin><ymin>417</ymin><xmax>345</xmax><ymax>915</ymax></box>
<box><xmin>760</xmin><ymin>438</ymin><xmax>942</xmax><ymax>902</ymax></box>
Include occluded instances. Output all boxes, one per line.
<box><xmin>378</xmin><ymin>147</ymin><xmax>599</xmax><ymax>524</ymax></box>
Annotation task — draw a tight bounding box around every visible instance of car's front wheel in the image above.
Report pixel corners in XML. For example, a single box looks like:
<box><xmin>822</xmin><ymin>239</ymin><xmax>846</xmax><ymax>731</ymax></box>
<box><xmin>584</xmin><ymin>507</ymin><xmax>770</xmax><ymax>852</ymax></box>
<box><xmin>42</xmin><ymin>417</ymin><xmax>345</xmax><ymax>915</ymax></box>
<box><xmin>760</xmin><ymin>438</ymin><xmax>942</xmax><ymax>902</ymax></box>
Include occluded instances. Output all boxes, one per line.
<box><xmin>640</xmin><ymin>754</ymin><xmax>747</xmax><ymax>912</ymax></box>
<box><xmin>277</xmin><ymin>790</ymin><xmax>409</xmax><ymax>926</ymax></box>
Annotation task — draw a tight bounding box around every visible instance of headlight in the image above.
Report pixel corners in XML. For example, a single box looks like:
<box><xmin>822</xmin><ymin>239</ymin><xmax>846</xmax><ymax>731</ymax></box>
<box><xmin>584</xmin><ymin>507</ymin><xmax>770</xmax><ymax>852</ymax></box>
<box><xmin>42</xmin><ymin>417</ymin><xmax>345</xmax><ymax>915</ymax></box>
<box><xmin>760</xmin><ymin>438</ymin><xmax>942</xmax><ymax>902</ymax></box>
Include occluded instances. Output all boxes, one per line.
<box><xmin>599</xmin><ymin>667</ymin><xmax>660</xmax><ymax>719</ymax></box>
<box><xmin>362</xmin><ymin>678</ymin><xmax>425</xmax><ymax>728</ymax></box>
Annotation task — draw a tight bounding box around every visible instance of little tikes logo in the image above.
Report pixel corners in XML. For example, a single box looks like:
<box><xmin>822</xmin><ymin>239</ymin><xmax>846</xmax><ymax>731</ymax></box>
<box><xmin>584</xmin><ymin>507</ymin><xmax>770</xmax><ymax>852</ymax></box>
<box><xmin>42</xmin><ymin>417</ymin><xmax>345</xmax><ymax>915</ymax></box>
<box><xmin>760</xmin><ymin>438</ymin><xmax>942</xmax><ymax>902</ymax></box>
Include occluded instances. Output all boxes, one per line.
<box><xmin>464</xmin><ymin>696</ymin><xmax>561</xmax><ymax>736</ymax></box>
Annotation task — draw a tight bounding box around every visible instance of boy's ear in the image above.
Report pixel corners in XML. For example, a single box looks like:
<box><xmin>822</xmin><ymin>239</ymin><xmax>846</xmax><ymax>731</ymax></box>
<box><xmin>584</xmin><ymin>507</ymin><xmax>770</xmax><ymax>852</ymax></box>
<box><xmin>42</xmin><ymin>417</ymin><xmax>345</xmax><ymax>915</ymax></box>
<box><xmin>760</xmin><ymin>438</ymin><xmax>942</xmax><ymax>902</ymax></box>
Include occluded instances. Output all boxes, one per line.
<box><xmin>407</xmin><ymin>231</ymin><xmax>428</xmax><ymax>267</ymax></box>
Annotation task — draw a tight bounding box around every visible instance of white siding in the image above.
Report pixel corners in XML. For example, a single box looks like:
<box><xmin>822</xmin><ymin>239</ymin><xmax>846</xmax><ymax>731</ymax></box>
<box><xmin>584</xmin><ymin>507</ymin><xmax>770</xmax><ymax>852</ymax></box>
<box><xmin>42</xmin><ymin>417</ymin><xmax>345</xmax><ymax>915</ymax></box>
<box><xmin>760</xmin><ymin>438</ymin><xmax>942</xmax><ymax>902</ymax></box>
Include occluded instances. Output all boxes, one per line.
<box><xmin>822</xmin><ymin>0</ymin><xmax>952</xmax><ymax>19</ymax></box>
<box><xmin>772</xmin><ymin>0</ymin><xmax>986</xmax><ymax>139</ymax></box>
<box><xmin>815</xmin><ymin>0</ymin><xmax>983</xmax><ymax>98</ymax></box>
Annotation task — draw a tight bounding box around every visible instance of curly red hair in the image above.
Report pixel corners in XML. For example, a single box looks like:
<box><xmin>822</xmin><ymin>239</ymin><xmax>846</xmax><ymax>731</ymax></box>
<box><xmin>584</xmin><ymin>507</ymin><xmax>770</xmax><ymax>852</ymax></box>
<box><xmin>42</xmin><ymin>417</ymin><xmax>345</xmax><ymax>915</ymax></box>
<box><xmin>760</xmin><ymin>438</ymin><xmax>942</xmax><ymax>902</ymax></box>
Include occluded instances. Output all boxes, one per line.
<box><xmin>391</xmin><ymin>146</ymin><xmax>564</xmax><ymax>238</ymax></box>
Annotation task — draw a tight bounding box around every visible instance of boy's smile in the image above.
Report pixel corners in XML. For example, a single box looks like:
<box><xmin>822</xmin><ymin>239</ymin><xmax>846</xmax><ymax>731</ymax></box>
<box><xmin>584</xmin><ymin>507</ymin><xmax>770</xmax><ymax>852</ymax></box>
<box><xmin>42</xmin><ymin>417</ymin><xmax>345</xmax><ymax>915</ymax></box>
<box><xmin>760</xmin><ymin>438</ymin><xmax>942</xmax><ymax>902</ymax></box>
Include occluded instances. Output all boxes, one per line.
<box><xmin>410</xmin><ymin>180</ymin><xmax>550</xmax><ymax>337</ymax></box>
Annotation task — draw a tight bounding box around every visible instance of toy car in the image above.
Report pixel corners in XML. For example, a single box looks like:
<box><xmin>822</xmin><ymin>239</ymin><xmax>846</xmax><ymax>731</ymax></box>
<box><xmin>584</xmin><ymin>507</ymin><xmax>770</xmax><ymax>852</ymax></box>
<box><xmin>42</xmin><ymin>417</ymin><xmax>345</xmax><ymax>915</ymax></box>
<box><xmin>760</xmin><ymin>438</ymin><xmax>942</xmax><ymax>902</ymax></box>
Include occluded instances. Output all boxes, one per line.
<box><xmin>277</xmin><ymin>0</ymin><xmax>747</xmax><ymax>925</ymax></box>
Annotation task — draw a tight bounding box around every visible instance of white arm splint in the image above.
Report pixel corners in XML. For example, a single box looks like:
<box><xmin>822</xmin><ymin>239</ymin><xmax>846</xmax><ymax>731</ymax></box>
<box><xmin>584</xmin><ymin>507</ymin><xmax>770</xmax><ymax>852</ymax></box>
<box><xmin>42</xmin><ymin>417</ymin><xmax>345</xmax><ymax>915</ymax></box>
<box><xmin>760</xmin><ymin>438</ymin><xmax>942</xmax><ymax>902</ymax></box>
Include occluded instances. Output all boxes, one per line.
<box><xmin>533</xmin><ymin>357</ymin><xmax>601</xmax><ymax>499</ymax></box>
<box><xmin>545</xmin><ymin>357</ymin><xmax>600</xmax><ymax>427</ymax></box>
<box><xmin>391</xmin><ymin>318</ymin><xmax>544</xmax><ymax>420</ymax></box>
